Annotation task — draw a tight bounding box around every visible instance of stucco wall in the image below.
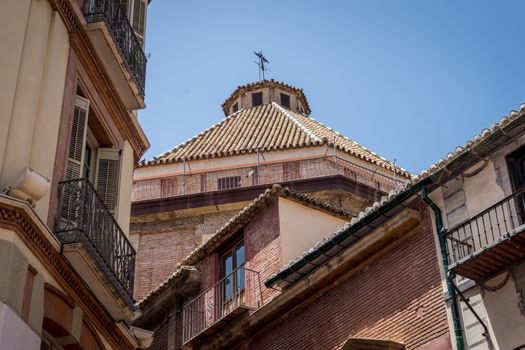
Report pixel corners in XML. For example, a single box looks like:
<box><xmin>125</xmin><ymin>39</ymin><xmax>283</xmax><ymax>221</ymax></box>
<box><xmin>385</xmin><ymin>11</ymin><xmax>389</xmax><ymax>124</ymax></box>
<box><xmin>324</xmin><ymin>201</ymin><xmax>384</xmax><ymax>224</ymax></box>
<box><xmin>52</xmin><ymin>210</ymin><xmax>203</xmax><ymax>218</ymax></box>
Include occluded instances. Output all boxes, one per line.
<box><xmin>278</xmin><ymin>197</ymin><xmax>348</xmax><ymax>264</ymax></box>
<box><xmin>0</xmin><ymin>0</ymin><xmax>69</xmax><ymax>221</ymax></box>
<box><xmin>429</xmin><ymin>134</ymin><xmax>525</xmax><ymax>350</ymax></box>
<box><xmin>117</xmin><ymin>141</ymin><xmax>135</xmax><ymax>236</ymax></box>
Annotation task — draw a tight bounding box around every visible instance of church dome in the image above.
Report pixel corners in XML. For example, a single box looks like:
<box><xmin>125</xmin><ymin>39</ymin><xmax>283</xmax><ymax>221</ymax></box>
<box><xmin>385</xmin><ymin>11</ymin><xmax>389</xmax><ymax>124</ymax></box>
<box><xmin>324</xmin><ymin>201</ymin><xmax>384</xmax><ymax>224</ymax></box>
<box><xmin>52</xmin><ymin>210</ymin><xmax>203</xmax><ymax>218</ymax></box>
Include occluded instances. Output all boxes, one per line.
<box><xmin>221</xmin><ymin>79</ymin><xmax>311</xmax><ymax>116</ymax></box>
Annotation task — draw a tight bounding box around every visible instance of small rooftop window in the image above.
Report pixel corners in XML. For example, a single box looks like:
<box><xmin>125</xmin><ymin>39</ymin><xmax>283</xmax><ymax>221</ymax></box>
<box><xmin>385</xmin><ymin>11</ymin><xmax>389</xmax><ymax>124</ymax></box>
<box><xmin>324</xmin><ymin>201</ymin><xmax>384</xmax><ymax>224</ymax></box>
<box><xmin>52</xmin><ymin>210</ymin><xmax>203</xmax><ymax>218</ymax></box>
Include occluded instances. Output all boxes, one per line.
<box><xmin>232</xmin><ymin>102</ymin><xmax>239</xmax><ymax>113</ymax></box>
<box><xmin>252</xmin><ymin>92</ymin><xmax>263</xmax><ymax>107</ymax></box>
<box><xmin>280</xmin><ymin>93</ymin><xmax>290</xmax><ymax>108</ymax></box>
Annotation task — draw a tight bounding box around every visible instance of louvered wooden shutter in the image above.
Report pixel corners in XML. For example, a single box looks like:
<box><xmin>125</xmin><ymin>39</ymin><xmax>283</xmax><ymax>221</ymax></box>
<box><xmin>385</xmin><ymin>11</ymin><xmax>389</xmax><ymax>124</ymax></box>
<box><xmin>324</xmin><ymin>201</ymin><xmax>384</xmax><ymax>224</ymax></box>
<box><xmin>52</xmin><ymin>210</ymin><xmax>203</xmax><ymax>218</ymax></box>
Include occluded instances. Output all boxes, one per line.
<box><xmin>132</xmin><ymin>0</ymin><xmax>146</xmax><ymax>46</ymax></box>
<box><xmin>95</xmin><ymin>148</ymin><xmax>121</xmax><ymax>214</ymax></box>
<box><xmin>66</xmin><ymin>96</ymin><xmax>89</xmax><ymax>181</ymax></box>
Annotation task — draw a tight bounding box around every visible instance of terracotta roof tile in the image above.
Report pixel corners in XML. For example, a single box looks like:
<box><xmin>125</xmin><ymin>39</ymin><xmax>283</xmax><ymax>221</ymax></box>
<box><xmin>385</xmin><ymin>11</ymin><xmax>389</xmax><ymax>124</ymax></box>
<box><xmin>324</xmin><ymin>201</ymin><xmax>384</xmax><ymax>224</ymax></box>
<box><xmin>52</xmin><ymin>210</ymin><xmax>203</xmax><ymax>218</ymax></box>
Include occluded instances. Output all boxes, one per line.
<box><xmin>141</xmin><ymin>103</ymin><xmax>410</xmax><ymax>178</ymax></box>
<box><xmin>137</xmin><ymin>184</ymin><xmax>356</xmax><ymax>307</ymax></box>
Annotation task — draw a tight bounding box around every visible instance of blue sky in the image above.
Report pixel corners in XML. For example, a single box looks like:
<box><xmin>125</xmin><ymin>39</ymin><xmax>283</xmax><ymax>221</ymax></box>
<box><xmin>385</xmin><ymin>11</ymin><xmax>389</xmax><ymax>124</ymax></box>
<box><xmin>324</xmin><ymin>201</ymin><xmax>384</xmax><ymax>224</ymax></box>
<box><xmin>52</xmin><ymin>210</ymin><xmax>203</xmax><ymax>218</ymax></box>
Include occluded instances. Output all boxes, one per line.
<box><xmin>139</xmin><ymin>1</ymin><xmax>525</xmax><ymax>173</ymax></box>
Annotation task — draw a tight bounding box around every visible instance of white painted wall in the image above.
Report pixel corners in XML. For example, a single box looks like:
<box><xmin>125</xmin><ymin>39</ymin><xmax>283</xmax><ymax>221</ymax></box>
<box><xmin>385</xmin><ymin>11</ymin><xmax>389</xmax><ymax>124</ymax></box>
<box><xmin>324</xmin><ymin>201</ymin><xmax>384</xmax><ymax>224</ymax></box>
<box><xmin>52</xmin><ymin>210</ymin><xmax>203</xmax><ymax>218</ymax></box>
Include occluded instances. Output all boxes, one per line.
<box><xmin>278</xmin><ymin>197</ymin><xmax>348</xmax><ymax>264</ymax></box>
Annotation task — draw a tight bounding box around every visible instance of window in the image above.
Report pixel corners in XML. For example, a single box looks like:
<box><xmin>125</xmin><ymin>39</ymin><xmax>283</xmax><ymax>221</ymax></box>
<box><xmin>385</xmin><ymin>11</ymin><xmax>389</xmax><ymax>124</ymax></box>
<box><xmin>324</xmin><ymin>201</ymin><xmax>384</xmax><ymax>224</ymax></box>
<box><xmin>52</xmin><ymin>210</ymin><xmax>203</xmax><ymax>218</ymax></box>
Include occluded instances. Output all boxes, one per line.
<box><xmin>280</xmin><ymin>93</ymin><xmax>290</xmax><ymax>108</ymax></box>
<box><xmin>232</xmin><ymin>102</ymin><xmax>239</xmax><ymax>113</ymax></box>
<box><xmin>507</xmin><ymin>144</ymin><xmax>525</xmax><ymax>191</ymax></box>
<box><xmin>252</xmin><ymin>92</ymin><xmax>263</xmax><ymax>107</ymax></box>
<box><xmin>218</xmin><ymin>176</ymin><xmax>241</xmax><ymax>190</ymax></box>
<box><xmin>122</xmin><ymin>0</ymin><xmax>147</xmax><ymax>47</ymax></box>
<box><xmin>65</xmin><ymin>96</ymin><xmax>122</xmax><ymax>214</ymax></box>
<box><xmin>40</xmin><ymin>331</ymin><xmax>64</xmax><ymax>350</ymax></box>
<box><xmin>221</xmin><ymin>238</ymin><xmax>245</xmax><ymax>303</ymax></box>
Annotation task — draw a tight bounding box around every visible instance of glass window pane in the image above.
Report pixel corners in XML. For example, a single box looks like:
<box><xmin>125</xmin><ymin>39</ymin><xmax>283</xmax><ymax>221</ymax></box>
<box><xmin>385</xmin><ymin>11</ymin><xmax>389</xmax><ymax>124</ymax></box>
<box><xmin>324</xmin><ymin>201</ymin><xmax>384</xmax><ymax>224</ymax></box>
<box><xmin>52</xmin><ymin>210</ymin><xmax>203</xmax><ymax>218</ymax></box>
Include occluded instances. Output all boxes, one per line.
<box><xmin>223</xmin><ymin>255</ymin><xmax>233</xmax><ymax>300</ymax></box>
<box><xmin>236</xmin><ymin>245</ymin><xmax>244</xmax><ymax>266</ymax></box>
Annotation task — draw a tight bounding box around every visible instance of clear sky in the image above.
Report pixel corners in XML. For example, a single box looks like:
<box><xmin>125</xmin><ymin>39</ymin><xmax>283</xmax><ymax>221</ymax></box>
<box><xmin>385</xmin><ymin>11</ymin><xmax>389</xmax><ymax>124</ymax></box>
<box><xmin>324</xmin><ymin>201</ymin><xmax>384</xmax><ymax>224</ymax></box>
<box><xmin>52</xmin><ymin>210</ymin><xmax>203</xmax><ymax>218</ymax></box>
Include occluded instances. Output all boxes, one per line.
<box><xmin>139</xmin><ymin>1</ymin><xmax>525</xmax><ymax>173</ymax></box>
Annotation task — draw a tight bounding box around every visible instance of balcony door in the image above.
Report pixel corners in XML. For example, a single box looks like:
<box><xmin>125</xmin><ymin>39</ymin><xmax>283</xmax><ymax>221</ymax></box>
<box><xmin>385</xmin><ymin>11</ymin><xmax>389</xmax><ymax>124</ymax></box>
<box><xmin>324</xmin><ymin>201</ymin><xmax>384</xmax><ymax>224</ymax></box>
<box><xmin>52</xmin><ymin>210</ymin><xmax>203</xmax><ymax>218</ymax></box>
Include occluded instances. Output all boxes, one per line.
<box><xmin>507</xmin><ymin>145</ymin><xmax>525</xmax><ymax>225</ymax></box>
<box><xmin>220</xmin><ymin>238</ymin><xmax>245</xmax><ymax>315</ymax></box>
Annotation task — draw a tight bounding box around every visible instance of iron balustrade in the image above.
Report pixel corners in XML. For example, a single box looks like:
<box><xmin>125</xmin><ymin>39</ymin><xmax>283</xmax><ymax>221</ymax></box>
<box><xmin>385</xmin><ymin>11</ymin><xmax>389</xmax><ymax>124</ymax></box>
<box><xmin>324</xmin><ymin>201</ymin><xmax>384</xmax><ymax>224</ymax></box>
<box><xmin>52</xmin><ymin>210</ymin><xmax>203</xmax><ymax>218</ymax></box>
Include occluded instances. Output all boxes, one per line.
<box><xmin>445</xmin><ymin>187</ymin><xmax>525</xmax><ymax>265</ymax></box>
<box><xmin>133</xmin><ymin>157</ymin><xmax>404</xmax><ymax>201</ymax></box>
<box><xmin>83</xmin><ymin>0</ymin><xmax>146</xmax><ymax>96</ymax></box>
<box><xmin>55</xmin><ymin>178</ymin><xmax>136</xmax><ymax>300</ymax></box>
<box><xmin>182</xmin><ymin>266</ymin><xmax>263</xmax><ymax>344</ymax></box>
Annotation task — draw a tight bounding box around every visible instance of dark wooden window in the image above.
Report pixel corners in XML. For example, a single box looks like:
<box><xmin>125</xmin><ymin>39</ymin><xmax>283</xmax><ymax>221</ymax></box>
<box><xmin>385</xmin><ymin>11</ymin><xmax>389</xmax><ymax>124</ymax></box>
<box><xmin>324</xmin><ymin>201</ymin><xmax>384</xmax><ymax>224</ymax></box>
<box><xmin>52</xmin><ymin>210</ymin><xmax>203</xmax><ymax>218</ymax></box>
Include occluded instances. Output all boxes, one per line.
<box><xmin>280</xmin><ymin>93</ymin><xmax>290</xmax><ymax>108</ymax></box>
<box><xmin>232</xmin><ymin>102</ymin><xmax>239</xmax><ymax>113</ymax></box>
<box><xmin>252</xmin><ymin>92</ymin><xmax>263</xmax><ymax>107</ymax></box>
<box><xmin>506</xmin><ymin>145</ymin><xmax>525</xmax><ymax>223</ymax></box>
<box><xmin>218</xmin><ymin>176</ymin><xmax>241</xmax><ymax>190</ymax></box>
<box><xmin>221</xmin><ymin>238</ymin><xmax>245</xmax><ymax>301</ymax></box>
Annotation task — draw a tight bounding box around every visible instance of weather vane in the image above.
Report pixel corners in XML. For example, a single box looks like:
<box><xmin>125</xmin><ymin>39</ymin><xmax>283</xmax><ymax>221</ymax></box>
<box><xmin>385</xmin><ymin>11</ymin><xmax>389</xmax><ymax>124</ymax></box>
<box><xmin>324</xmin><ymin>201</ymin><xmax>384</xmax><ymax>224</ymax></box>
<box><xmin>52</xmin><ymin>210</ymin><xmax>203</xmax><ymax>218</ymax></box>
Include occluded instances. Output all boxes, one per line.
<box><xmin>254</xmin><ymin>51</ymin><xmax>269</xmax><ymax>81</ymax></box>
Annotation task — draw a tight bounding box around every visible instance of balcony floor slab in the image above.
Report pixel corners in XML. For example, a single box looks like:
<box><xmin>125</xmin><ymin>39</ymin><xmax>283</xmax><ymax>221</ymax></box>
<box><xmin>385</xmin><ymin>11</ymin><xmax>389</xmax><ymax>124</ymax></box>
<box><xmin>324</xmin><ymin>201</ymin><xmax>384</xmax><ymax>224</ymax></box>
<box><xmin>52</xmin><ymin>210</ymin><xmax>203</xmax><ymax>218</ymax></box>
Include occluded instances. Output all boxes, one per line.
<box><xmin>451</xmin><ymin>224</ymin><xmax>525</xmax><ymax>281</ymax></box>
<box><xmin>62</xmin><ymin>242</ymin><xmax>136</xmax><ymax>320</ymax></box>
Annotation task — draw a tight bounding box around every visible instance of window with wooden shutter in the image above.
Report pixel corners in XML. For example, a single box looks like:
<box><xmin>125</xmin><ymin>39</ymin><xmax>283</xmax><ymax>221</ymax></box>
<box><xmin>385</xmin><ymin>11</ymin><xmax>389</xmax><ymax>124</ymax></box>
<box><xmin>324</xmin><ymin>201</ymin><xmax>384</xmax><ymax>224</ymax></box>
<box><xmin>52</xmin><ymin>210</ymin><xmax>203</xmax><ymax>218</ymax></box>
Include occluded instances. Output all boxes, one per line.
<box><xmin>61</xmin><ymin>96</ymin><xmax>89</xmax><ymax>222</ymax></box>
<box><xmin>132</xmin><ymin>0</ymin><xmax>147</xmax><ymax>47</ymax></box>
<box><xmin>95</xmin><ymin>148</ymin><xmax>121</xmax><ymax>215</ymax></box>
<box><xmin>66</xmin><ymin>96</ymin><xmax>89</xmax><ymax>181</ymax></box>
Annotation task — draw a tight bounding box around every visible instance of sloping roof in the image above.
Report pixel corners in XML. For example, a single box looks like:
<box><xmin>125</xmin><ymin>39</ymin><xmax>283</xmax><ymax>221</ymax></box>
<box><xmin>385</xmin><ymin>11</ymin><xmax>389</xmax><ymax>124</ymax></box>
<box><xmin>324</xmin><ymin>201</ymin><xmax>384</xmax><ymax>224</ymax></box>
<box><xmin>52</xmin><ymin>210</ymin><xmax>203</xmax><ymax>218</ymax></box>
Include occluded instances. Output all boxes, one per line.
<box><xmin>266</xmin><ymin>103</ymin><xmax>525</xmax><ymax>288</ymax></box>
<box><xmin>137</xmin><ymin>184</ymin><xmax>356</xmax><ymax>307</ymax></box>
<box><xmin>140</xmin><ymin>102</ymin><xmax>410</xmax><ymax>177</ymax></box>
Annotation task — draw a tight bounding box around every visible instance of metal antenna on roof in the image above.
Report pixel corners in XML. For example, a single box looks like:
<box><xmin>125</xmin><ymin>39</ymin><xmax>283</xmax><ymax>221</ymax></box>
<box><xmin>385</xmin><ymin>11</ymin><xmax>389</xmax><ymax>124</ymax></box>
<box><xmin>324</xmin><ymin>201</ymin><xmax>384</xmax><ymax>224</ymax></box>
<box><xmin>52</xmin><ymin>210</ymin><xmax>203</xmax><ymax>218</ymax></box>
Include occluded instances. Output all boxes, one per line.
<box><xmin>254</xmin><ymin>51</ymin><xmax>269</xmax><ymax>81</ymax></box>
<box><xmin>393</xmin><ymin>159</ymin><xmax>397</xmax><ymax>183</ymax></box>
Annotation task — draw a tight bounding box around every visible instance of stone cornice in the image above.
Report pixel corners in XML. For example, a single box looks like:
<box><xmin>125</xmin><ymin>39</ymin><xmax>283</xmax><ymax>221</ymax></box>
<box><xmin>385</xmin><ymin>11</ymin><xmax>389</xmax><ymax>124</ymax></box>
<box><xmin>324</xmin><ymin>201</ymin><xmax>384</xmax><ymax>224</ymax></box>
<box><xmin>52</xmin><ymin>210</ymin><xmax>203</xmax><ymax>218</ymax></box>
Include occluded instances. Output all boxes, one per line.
<box><xmin>0</xmin><ymin>196</ymin><xmax>136</xmax><ymax>350</ymax></box>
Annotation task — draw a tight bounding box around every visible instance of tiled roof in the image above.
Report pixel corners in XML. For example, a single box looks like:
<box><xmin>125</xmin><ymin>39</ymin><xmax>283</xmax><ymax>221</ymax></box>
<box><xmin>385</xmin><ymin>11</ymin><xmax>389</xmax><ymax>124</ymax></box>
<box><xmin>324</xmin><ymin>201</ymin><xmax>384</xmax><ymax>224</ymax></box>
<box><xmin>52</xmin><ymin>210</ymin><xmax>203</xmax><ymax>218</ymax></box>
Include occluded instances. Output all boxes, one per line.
<box><xmin>267</xmin><ymin>103</ymin><xmax>525</xmax><ymax>288</ymax></box>
<box><xmin>137</xmin><ymin>184</ymin><xmax>355</xmax><ymax>307</ymax></box>
<box><xmin>140</xmin><ymin>102</ymin><xmax>410</xmax><ymax>178</ymax></box>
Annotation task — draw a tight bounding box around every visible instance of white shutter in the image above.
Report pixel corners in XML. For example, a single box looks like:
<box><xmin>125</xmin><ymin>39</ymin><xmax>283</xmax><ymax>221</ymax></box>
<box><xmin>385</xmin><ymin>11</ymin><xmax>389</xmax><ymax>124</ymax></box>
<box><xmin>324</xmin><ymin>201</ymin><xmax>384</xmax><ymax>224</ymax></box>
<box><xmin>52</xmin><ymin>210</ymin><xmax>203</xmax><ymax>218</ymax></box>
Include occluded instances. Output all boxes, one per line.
<box><xmin>60</xmin><ymin>96</ymin><xmax>89</xmax><ymax>223</ymax></box>
<box><xmin>66</xmin><ymin>96</ymin><xmax>89</xmax><ymax>180</ymax></box>
<box><xmin>95</xmin><ymin>148</ymin><xmax>121</xmax><ymax>215</ymax></box>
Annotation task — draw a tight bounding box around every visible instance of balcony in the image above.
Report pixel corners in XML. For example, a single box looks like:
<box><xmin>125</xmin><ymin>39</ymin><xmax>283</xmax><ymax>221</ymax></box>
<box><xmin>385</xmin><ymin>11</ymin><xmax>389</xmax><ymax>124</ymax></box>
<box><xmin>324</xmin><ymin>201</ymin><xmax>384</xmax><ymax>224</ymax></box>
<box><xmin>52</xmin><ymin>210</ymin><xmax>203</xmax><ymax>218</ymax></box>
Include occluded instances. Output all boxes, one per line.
<box><xmin>55</xmin><ymin>179</ymin><xmax>136</xmax><ymax>320</ymax></box>
<box><xmin>82</xmin><ymin>0</ymin><xmax>146</xmax><ymax>110</ymax></box>
<box><xmin>446</xmin><ymin>187</ymin><xmax>525</xmax><ymax>281</ymax></box>
<box><xmin>133</xmin><ymin>157</ymin><xmax>403</xmax><ymax>202</ymax></box>
<box><xmin>182</xmin><ymin>267</ymin><xmax>263</xmax><ymax>346</ymax></box>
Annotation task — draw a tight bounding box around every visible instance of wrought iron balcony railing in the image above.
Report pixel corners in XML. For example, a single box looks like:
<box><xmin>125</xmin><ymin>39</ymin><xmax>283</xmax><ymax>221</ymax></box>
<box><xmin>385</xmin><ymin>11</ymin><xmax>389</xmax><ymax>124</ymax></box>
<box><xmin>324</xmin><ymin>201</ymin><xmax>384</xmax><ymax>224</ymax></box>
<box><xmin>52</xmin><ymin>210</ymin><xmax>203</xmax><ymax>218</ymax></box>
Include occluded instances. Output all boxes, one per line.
<box><xmin>83</xmin><ymin>0</ymin><xmax>146</xmax><ymax>97</ymax></box>
<box><xmin>55</xmin><ymin>178</ymin><xmax>136</xmax><ymax>301</ymax></box>
<box><xmin>445</xmin><ymin>187</ymin><xmax>525</xmax><ymax>269</ymax></box>
<box><xmin>182</xmin><ymin>266</ymin><xmax>263</xmax><ymax>345</ymax></box>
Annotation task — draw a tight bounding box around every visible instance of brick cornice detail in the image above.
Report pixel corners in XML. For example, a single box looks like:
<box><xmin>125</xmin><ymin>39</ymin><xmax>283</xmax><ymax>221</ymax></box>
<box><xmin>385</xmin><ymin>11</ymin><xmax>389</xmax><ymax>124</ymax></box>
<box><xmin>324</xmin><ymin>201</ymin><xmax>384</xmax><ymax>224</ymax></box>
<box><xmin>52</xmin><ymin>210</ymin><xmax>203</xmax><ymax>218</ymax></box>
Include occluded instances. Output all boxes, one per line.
<box><xmin>49</xmin><ymin>0</ymin><xmax>148</xmax><ymax>159</ymax></box>
<box><xmin>0</xmin><ymin>201</ymin><xmax>135</xmax><ymax>350</ymax></box>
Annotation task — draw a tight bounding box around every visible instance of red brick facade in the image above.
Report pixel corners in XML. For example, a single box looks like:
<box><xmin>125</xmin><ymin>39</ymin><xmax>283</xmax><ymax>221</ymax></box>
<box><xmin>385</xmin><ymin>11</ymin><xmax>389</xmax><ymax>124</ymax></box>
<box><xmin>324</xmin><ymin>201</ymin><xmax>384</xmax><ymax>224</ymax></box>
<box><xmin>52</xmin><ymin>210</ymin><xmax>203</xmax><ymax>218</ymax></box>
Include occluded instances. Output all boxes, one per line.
<box><xmin>244</xmin><ymin>200</ymin><xmax>281</xmax><ymax>303</ymax></box>
<box><xmin>247</xmin><ymin>206</ymin><xmax>450</xmax><ymax>350</ymax></box>
<box><xmin>132</xmin><ymin>210</ymin><xmax>240</xmax><ymax>300</ymax></box>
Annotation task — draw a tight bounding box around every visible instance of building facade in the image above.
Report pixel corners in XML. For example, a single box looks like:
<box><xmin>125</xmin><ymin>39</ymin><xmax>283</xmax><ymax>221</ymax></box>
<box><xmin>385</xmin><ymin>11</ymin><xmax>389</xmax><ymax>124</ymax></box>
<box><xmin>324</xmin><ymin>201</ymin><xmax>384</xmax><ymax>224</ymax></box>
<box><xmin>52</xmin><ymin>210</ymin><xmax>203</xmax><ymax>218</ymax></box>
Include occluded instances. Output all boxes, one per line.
<box><xmin>421</xmin><ymin>105</ymin><xmax>525</xmax><ymax>350</ymax></box>
<box><xmin>133</xmin><ymin>186</ymin><xmax>452</xmax><ymax>350</ymax></box>
<box><xmin>130</xmin><ymin>79</ymin><xmax>410</xmax><ymax>301</ymax></box>
<box><xmin>0</xmin><ymin>0</ymin><xmax>152</xmax><ymax>348</ymax></box>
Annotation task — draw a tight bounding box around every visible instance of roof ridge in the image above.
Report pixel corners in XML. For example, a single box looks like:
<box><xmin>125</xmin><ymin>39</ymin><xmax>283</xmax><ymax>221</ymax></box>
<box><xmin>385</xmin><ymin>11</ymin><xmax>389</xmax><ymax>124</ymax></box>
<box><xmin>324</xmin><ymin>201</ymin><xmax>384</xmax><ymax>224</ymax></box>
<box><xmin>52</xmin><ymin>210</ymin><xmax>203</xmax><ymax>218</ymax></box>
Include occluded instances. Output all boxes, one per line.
<box><xmin>137</xmin><ymin>184</ymin><xmax>355</xmax><ymax>306</ymax></box>
<box><xmin>272</xmin><ymin>102</ymin><xmax>321</xmax><ymax>142</ymax></box>
<box><xmin>151</xmin><ymin>109</ymin><xmax>245</xmax><ymax>162</ymax></box>
<box><xmin>287</xmin><ymin>109</ymin><xmax>410</xmax><ymax>175</ymax></box>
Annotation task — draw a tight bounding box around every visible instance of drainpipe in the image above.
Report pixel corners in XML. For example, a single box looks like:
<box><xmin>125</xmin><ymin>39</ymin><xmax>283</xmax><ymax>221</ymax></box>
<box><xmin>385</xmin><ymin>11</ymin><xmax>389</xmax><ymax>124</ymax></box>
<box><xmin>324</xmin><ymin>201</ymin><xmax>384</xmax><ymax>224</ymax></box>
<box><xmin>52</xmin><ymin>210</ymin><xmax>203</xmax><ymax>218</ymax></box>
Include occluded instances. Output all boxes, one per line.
<box><xmin>420</xmin><ymin>187</ymin><xmax>465</xmax><ymax>350</ymax></box>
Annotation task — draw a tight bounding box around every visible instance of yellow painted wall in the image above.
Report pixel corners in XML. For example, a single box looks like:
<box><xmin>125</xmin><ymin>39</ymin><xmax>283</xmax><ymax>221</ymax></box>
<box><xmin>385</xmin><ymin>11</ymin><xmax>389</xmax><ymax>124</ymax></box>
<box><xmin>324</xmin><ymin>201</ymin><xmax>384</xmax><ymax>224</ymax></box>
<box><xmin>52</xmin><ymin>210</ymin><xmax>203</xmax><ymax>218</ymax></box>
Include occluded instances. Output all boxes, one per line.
<box><xmin>0</xmin><ymin>0</ymin><xmax>69</xmax><ymax>220</ymax></box>
<box><xmin>278</xmin><ymin>197</ymin><xmax>348</xmax><ymax>264</ymax></box>
<box><xmin>117</xmin><ymin>141</ymin><xmax>135</xmax><ymax>236</ymax></box>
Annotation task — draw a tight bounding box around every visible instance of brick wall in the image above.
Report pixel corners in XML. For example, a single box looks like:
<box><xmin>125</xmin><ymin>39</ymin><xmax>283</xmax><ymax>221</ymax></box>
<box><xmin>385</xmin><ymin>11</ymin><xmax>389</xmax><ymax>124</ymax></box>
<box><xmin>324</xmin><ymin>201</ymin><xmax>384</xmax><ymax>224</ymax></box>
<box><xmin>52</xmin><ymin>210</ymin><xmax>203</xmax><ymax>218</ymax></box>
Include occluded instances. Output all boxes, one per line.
<box><xmin>247</xmin><ymin>205</ymin><xmax>450</xmax><ymax>350</ymax></box>
<box><xmin>47</xmin><ymin>49</ymin><xmax>77</xmax><ymax>228</ymax></box>
<box><xmin>132</xmin><ymin>210</ymin><xmax>238</xmax><ymax>300</ymax></box>
<box><xmin>244</xmin><ymin>199</ymin><xmax>281</xmax><ymax>303</ymax></box>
